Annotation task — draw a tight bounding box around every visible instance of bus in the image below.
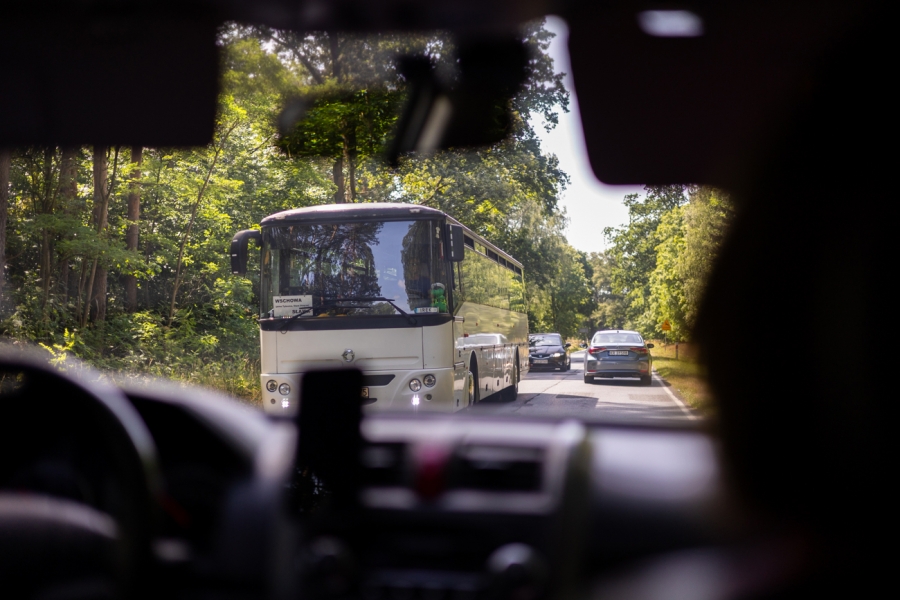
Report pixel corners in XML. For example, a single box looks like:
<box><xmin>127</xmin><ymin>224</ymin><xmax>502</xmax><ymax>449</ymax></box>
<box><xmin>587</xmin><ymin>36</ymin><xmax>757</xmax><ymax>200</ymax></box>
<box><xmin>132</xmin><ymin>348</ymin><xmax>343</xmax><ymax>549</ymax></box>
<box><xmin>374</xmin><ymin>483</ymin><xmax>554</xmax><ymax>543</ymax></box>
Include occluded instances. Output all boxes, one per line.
<box><xmin>231</xmin><ymin>203</ymin><xmax>529</xmax><ymax>414</ymax></box>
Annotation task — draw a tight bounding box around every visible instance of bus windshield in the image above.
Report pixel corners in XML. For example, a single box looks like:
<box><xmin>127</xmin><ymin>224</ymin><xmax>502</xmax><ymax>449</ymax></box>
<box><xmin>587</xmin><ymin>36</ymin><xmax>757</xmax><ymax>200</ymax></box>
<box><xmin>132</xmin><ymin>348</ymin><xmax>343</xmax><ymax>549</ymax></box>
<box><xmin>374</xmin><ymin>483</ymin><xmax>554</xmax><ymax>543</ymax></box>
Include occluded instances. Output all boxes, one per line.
<box><xmin>260</xmin><ymin>219</ymin><xmax>449</xmax><ymax>318</ymax></box>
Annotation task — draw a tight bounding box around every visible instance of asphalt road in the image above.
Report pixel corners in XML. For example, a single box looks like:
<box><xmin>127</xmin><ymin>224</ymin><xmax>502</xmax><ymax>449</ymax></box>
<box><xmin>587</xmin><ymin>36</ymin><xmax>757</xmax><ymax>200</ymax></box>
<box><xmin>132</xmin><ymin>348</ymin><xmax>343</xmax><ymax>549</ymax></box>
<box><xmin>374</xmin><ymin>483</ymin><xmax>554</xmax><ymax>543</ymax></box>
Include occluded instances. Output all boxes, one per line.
<box><xmin>472</xmin><ymin>351</ymin><xmax>698</xmax><ymax>421</ymax></box>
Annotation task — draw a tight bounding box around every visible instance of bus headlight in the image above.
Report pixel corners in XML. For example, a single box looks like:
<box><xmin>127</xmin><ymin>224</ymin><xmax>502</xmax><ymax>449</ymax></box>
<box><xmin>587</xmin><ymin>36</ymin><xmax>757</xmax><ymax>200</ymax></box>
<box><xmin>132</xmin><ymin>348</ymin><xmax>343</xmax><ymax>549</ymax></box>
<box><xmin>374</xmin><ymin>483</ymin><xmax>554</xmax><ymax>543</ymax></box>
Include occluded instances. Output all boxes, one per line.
<box><xmin>266</xmin><ymin>380</ymin><xmax>278</xmax><ymax>392</ymax></box>
<box><xmin>409</xmin><ymin>379</ymin><xmax>422</xmax><ymax>392</ymax></box>
<box><xmin>278</xmin><ymin>383</ymin><xmax>291</xmax><ymax>395</ymax></box>
<box><xmin>423</xmin><ymin>374</ymin><xmax>436</xmax><ymax>387</ymax></box>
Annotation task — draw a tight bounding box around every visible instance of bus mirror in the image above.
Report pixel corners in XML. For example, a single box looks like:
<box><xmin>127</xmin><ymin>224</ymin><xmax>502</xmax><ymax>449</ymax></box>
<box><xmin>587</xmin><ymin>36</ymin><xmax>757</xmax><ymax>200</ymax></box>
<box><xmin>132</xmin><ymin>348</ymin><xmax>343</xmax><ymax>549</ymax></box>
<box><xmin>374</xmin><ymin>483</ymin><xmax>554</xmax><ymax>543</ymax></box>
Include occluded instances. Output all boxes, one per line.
<box><xmin>230</xmin><ymin>230</ymin><xmax>262</xmax><ymax>275</ymax></box>
<box><xmin>446</xmin><ymin>224</ymin><xmax>465</xmax><ymax>262</ymax></box>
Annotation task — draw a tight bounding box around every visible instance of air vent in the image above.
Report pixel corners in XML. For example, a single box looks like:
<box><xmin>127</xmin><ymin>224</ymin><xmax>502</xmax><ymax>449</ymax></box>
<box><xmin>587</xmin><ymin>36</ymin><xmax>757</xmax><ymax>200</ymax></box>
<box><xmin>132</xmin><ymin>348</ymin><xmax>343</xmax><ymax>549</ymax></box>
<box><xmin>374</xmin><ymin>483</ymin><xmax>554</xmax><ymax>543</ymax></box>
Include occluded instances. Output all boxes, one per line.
<box><xmin>449</xmin><ymin>445</ymin><xmax>543</xmax><ymax>492</ymax></box>
<box><xmin>360</xmin><ymin>443</ymin><xmax>408</xmax><ymax>486</ymax></box>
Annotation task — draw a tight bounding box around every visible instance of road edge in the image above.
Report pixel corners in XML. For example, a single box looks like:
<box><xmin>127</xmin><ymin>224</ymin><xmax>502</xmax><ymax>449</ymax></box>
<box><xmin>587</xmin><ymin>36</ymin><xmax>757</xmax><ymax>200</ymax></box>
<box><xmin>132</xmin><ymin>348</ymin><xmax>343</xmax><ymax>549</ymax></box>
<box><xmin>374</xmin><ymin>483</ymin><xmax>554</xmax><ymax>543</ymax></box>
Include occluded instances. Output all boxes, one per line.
<box><xmin>651</xmin><ymin>369</ymin><xmax>699</xmax><ymax>420</ymax></box>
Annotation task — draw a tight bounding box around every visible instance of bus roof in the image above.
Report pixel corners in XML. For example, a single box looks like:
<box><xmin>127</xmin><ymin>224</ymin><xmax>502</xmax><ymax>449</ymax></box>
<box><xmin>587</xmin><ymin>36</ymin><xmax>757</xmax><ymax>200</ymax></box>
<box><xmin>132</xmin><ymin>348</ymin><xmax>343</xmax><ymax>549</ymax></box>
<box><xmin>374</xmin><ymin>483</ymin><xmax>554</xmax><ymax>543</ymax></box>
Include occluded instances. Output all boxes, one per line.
<box><xmin>260</xmin><ymin>202</ymin><xmax>444</xmax><ymax>225</ymax></box>
<box><xmin>260</xmin><ymin>202</ymin><xmax>524</xmax><ymax>270</ymax></box>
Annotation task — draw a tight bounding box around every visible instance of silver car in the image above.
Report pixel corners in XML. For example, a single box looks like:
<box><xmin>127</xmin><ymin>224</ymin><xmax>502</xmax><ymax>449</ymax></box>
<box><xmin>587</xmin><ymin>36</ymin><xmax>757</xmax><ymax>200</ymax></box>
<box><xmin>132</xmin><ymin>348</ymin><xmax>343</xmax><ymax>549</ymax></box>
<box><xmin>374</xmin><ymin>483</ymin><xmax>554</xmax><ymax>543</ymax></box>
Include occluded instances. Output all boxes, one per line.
<box><xmin>583</xmin><ymin>330</ymin><xmax>655</xmax><ymax>386</ymax></box>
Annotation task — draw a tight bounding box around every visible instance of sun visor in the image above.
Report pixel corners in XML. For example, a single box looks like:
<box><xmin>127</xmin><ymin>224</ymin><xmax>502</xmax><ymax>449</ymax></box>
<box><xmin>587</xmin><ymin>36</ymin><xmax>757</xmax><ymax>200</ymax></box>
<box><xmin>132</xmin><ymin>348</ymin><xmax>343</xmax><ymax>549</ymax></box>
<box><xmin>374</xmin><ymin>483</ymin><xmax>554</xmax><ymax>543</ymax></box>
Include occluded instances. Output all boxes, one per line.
<box><xmin>0</xmin><ymin>9</ymin><xmax>218</xmax><ymax>147</ymax></box>
<box><xmin>566</xmin><ymin>2</ymin><xmax>861</xmax><ymax>185</ymax></box>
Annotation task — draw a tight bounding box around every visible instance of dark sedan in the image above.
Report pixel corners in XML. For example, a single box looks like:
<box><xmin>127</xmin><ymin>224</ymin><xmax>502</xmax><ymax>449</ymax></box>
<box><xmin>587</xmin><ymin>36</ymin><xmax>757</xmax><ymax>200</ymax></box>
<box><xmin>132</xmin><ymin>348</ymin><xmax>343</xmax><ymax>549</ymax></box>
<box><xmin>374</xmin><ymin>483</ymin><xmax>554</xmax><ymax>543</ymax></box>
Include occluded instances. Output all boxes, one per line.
<box><xmin>584</xmin><ymin>330</ymin><xmax>654</xmax><ymax>385</ymax></box>
<box><xmin>529</xmin><ymin>333</ymin><xmax>571</xmax><ymax>371</ymax></box>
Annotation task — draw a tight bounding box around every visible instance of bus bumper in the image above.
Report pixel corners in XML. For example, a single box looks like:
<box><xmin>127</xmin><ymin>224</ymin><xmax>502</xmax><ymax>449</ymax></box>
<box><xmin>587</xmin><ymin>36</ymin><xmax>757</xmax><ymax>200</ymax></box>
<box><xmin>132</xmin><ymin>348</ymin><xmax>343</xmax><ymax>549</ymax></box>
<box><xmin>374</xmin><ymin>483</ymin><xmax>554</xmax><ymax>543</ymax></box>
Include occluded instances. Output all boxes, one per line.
<box><xmin>260</xmin><ymin>368</ymin><xmax>458</xmax><ymax>416</ymax></box>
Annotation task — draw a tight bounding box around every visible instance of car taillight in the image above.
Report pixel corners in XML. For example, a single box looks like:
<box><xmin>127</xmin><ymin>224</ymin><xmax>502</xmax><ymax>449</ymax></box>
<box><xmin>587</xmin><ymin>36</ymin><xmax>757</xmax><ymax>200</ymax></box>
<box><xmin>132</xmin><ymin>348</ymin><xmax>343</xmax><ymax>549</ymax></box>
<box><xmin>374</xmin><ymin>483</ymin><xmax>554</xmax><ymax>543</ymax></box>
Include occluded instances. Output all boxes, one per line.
<box><xmin>589</xmin><ymin>346</ymin><xmax>606</xmax><ymax>354</ymax></box>
<box><xmin>631</xmin><ymin>347</ymin><xmax>648</xmax><ymax>355</ymax></box>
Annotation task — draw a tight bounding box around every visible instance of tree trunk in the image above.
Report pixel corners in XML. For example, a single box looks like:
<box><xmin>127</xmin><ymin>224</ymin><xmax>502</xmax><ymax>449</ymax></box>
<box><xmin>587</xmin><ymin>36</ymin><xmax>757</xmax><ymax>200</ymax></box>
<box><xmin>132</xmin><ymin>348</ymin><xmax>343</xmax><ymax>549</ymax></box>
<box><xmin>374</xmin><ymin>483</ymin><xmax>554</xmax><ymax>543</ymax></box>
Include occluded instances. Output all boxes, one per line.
<box><xmin>333</xmin><ymin>155</ymin><xmax>345</xmax><ymax>203</ymax></box>
<box><xmin>125</xmin><ymin>146</ymin><xmax>142</xmax><ymax>312</ymax></box>
<box><xmin>0</xmin><ymin>150</ymin><xmax>9</xmax><ymax>304</ymax></box>
<box><xmin>345</xmin><ymin>129</ymin><xmax>357</xmax><ymax>203</ymax></box>
<box><xmin>40</xmin><ymin>147</ymin><xmax>55</xmax><ymax>310</ymax></box>
<box><xmin>329</xmin><ymin>33</ymin><xmax>346</xmax><ymax>203</ymax></box>
<box><xmin>329</xmin><ymin>32</ymin><xmax>342</xmax><ymax>80</ymax></box>
<box><xmin>57</xmin><ymin>148</ymin><xmax>78</xmax><ymax>303</ymax></box>
<box><xmin>88</xmin><ymin>146</ymin><xmax>109</xmax><ymax>323</ymax></box>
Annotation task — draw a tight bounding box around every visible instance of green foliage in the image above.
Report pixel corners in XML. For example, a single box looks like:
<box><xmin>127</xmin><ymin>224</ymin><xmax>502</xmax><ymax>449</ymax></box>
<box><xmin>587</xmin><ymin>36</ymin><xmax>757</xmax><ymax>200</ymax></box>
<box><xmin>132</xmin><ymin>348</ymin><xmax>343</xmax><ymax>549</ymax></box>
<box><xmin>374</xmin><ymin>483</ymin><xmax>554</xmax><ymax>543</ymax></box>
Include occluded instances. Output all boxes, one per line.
<box><xmin>649</xmin><ymin>207</ymin><xmax>688</xmax><ymax>338</ymax></box>
<box><xmin>279</xmin><ymin>87</ymin><xmax>404</xmax><ymax>160</ymax></box>
<box><xmin>597</xmin><ymin>186</ymin><xmax>733</xmax><ymax>341</ymax></box>
<box><xmin>1</xmin><ymin>21</ymin><xmax>596</xmax><ymax>395</ymax></box>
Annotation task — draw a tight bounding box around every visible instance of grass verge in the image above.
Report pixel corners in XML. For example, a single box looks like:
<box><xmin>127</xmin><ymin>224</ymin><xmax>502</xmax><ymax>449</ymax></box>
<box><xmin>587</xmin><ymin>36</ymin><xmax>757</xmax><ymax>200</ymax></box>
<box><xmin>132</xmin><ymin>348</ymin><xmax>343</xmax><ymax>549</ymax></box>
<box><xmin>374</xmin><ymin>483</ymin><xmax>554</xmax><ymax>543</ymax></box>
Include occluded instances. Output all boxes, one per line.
<box><xmin>649</xmin><ymin>341</ymin><xmax>713</xmax><ymax>414</ymax></box>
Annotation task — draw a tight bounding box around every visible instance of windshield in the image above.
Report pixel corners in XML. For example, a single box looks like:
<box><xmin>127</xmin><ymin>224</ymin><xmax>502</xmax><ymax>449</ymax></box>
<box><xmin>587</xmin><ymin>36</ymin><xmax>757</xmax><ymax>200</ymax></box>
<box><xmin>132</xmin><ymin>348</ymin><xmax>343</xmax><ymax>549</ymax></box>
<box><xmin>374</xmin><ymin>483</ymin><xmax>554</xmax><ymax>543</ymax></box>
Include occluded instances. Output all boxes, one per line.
<box><xmin>592</xmin><ymin>333</ymin><xmax>644</xmax><ymax>345</ymax></box>
<box><xmin>261</xmin><ymin>220</ymin><xmax>449</xmax><ymax>318</ymax></box>
<box><xmin>0</xmin><ymin>19</ymin><xmax>721</xmax><ymax>425</ymax></box>
<box><xmin>531</xmin><ymin>335</ymin><xmax>563</xmax><ymax>347</ymax></box>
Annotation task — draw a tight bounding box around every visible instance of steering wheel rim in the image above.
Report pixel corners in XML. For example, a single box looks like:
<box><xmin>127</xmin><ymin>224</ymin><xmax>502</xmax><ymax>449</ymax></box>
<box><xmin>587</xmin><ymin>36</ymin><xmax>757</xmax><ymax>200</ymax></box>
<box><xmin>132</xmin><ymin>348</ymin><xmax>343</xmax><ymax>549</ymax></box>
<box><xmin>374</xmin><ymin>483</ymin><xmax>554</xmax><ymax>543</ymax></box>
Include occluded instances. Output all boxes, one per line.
<box><xmin>0</xmin><ymin>349</ymin><xmax>162</xmax><ymax>596</ymax></box>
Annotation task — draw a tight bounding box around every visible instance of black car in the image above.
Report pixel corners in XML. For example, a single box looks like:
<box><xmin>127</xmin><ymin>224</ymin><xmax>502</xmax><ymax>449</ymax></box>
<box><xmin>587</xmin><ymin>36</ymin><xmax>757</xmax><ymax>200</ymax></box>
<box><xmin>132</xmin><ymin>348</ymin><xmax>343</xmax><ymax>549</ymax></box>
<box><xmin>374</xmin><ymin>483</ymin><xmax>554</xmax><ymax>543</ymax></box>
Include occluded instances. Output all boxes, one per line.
<box><xmin>528</xmin><ymin>333</ymin><xmax>571</xmax><ymax>371</ymax></box>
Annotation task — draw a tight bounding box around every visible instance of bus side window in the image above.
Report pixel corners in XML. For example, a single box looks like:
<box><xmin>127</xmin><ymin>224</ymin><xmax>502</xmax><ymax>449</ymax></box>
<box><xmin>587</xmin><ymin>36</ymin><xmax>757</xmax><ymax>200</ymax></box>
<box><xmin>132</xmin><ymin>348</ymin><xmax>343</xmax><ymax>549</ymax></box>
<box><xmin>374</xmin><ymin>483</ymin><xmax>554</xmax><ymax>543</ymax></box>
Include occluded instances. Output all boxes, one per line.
<box><xmin>454</xmin><ymin>261</ymin><xmax>465</xmax><ymax>304</ymax></box>
<box><xmin>509</xmin><ymin>267</ymin><xmax>526</xmax><ymax>312</ymax></box>
<box><xmin>493</xmin><ymin>260</ymin><xmax>510</xmax><ymax>310</ymax></box>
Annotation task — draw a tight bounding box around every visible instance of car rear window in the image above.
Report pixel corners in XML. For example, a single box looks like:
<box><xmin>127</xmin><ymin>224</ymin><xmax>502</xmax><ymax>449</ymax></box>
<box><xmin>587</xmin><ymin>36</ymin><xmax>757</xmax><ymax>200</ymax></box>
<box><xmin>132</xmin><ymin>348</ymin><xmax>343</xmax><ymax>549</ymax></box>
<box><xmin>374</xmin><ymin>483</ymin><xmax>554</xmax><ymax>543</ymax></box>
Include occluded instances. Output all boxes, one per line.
<box><xmin>593</xmin><ymin>333</ymin><xmax>643</xmax><ymax>345</ymax></box>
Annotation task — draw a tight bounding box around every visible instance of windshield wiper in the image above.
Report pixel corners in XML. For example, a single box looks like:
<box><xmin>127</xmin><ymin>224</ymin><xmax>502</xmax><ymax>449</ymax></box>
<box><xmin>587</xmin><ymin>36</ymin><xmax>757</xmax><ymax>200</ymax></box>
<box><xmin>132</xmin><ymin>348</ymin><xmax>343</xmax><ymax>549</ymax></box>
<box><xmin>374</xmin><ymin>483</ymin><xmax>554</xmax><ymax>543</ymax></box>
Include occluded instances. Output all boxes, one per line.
<box><xmin>278</xmin><ymin>306</ymin><xmax>315</xmax><ymax>331</ymax></box>
<box><xmin>277</xmin><ymin>297</ymin><xmax>419</xmax><ymax>328</ymax></box>
<box><xmin>326</xmin><ymin>296</ymin><xmax>417</xmax><ymax>324</ymax></box>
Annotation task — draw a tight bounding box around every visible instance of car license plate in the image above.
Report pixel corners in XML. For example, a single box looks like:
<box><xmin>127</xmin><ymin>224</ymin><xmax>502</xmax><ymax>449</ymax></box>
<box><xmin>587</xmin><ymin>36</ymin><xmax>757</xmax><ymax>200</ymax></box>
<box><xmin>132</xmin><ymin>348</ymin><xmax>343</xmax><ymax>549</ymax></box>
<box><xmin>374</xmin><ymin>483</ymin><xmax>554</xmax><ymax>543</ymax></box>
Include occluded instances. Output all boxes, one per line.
<box><xmin>361</xmin><ymin>387</ymin><xmax>369</xmax><ymax>398</ymax></box>
<box><xmin>609</xmin><ymin>350</ymin><xmax>629</xmax><ymax>356</ymax></box>
<box><xmin>534</xmin><ymin>359</ymin><xmax>548</xmax><ymax>364</ymax></box>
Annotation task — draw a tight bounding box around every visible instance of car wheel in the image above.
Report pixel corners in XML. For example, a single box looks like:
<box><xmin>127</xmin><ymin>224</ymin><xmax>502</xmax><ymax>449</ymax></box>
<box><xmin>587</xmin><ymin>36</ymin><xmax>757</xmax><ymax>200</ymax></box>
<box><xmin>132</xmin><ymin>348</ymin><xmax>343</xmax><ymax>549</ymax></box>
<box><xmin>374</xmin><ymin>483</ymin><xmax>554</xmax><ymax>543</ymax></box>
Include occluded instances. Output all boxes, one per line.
<box><xmin>584</xmin><ymin>375</ymin><xmax>594</xmax><ymax>384</ymax></box>
<box><xmin>640</xmin><ymin>375</ymin><xmax>652</xmax><ymax>386</ymax></box>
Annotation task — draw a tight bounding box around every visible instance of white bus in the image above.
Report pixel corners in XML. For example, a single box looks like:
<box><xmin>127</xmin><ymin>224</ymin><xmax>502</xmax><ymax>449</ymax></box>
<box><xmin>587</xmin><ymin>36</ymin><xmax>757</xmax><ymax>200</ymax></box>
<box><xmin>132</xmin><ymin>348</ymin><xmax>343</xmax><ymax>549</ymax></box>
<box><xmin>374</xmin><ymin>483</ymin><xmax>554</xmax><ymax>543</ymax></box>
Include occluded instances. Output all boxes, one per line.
<box><xmin>231</xmin><ymin>203</ymin><xmax>528</xmax><ymax>415</ymax></box>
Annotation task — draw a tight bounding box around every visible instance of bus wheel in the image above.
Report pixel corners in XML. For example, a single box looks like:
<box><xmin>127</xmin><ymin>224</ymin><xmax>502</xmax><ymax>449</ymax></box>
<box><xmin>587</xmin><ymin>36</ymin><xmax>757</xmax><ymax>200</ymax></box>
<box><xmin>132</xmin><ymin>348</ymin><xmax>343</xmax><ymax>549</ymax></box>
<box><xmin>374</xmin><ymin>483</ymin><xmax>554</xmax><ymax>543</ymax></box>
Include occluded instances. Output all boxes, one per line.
<box><xmin>502</xmin><ymin>357</ymin><xmax>519</xmax><ymax>402</ymax></box>
<box><xmin>469</xmin><ymin>360</ymin><xmax>480</xmax><ymax>405</ymax></box>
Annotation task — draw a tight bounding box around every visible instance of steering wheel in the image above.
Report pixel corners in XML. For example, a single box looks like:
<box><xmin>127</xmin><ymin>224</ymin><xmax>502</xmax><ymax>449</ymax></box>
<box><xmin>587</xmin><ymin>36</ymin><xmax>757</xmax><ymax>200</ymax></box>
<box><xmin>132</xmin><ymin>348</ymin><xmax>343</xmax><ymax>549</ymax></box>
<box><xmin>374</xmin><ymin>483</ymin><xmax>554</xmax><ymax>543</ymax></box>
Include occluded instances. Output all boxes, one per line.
<box><xmin>0</xmin><ymin>350</ymin><xmax>162</xmax><ymax>598</ymax></box>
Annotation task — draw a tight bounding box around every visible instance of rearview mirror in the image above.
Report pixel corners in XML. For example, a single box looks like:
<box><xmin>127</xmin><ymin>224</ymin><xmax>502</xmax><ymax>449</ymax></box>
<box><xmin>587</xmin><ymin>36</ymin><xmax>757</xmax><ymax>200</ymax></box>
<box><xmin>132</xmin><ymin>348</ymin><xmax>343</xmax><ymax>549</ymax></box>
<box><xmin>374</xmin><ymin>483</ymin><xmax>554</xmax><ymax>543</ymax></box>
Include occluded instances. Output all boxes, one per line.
<box><xmin>565</xmin><ymin>343</ymin><xmax>571</xmax><ymax>348</ymax></box>
<box><xmin>580</xmin><ymin>343</ymin><xmax>587</xmax><ymax>348</ymax></box>
<box><xmin>646</xmin><ymin>343</ymin><xmax>655</xmax><ymax>349</ymax></box>
<box><xmin>230</xmin><ymin>230</ymin><xmax>261</xmax><ymax>275</ymax></box>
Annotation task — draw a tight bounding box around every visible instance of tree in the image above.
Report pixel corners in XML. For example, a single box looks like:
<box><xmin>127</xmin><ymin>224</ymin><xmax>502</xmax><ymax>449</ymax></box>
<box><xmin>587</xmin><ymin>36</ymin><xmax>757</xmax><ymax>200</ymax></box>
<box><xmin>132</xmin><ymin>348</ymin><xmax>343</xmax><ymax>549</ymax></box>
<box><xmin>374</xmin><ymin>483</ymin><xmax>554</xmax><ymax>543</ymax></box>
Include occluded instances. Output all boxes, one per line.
<box><xmin>586</xmin><ymin>251</ymin><xmax>628</xmax><ymax>331</ymax></box>
<box><xmin>0</xmin><ymin>150</ymin><xmax>8</xmax><ymax>303</ymax></box>
<box><xmin>56</xmin><ymin>148</ymin><xmax>78</xmax><ymax>304</ymax></box>
<box><xmin>603</xmin><ymin>185</ymin><xmax>689</xmax><ymax>334</ymax></box>
<box><xmin>261</xmin><ymin>29</ymin><xmax>433</xmax><ymax>203</ymax></box>
<box><xmin>600</xmin><ymin>185</ymin><xmax>733</xmax><ymax>340</ymax></box>
<box><xmin>547</xmin><ymin>244</ymin><xmax>591</xmax><ymax>337</ymax></box>
<box><xmin>124</xmin><ymin>146</ymin><xmax>142</xmax><ymax>312</ymax></box>
<box><xmin>648</xmin><ymin>206</ymin><xmax>688</xmax><ymax>339</ymax></box>
<box><xmin>680</xmin><ymin>187</ymin><xmax>734</xmax><ymax>327</ymax></box>
<box><xmin>85</xmin><ymin>146</ymin><xmax>115</xmax><ymax>324</ymax></box>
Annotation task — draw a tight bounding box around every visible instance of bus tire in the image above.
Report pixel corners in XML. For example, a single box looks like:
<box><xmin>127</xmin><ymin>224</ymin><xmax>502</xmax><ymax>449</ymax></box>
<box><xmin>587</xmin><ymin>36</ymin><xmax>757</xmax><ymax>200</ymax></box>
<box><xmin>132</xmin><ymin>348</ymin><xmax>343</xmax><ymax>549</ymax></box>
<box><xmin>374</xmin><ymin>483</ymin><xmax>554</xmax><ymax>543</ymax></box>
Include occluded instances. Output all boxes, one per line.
<box><xmin>502</xmin><ymin>354</ymin><xmax>519</xmax><ymax>402</ymax></box>
<box><xmin>469</xmin><ymin>357</ymin><xmax>480</xmax><ymax>405</ymax></box>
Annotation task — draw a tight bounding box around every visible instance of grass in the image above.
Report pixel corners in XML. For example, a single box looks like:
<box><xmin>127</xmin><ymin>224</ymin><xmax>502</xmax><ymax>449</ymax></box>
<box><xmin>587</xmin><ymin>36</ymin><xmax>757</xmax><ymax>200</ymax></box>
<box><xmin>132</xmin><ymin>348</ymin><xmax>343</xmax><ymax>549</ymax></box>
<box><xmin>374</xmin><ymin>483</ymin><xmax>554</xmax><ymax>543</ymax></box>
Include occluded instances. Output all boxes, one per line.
<box><xmin>649</xmin><ymin>341</ymin><xmax>713</xmax><ymax>414</ymax></box>
<box><xmin>103</xmin><ymin>358</ymin><xmax>264</xmax><ymax>408</ymax></box>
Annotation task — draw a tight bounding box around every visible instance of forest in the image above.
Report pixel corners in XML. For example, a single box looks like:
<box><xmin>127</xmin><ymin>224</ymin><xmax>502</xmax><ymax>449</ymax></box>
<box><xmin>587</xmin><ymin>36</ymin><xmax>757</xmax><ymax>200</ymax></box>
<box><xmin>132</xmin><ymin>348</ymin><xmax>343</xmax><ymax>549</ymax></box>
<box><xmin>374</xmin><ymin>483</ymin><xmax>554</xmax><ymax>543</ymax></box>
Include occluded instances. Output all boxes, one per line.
<box><xmin>0</xmin><ymin>22</ymin><xmax>731</xmax><ymax>402</ymax></box>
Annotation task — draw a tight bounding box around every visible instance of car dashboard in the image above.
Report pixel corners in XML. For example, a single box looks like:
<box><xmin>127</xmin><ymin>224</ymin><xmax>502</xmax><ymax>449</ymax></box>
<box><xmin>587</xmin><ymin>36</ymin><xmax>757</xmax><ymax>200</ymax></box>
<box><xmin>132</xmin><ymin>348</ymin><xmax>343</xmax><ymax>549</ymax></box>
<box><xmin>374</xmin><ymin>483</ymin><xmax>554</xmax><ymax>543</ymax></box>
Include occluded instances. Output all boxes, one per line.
<box><xmin>0</xmin><ymin>355</ymin><xmax>728</xmax><ymax>600</ymax></box>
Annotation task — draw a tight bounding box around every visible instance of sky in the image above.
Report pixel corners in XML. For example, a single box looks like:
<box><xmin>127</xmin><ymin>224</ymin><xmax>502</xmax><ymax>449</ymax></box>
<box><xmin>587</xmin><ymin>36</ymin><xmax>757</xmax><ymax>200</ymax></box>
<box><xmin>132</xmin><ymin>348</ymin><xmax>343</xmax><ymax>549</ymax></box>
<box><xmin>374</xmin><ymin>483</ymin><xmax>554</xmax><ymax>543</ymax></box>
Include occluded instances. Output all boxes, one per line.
<box><xmin>532</xmin><ymin>16</ymin><xmax>645</xmax><ymax>254</ymax></box>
